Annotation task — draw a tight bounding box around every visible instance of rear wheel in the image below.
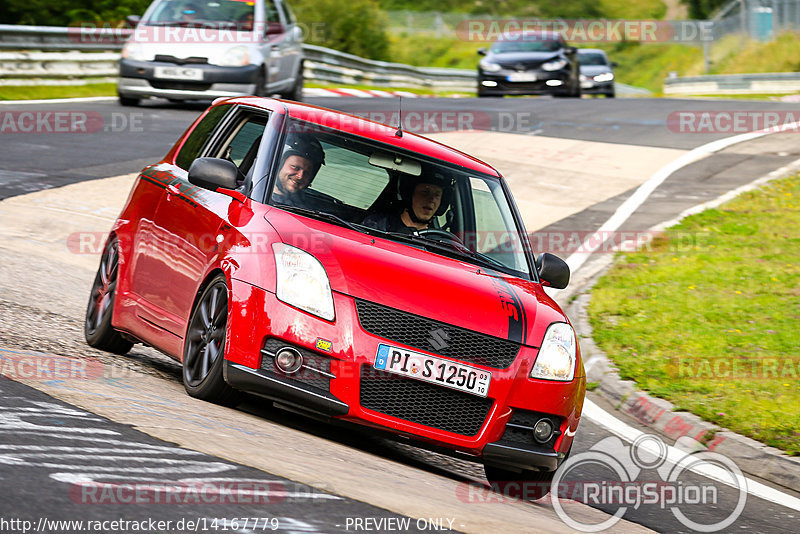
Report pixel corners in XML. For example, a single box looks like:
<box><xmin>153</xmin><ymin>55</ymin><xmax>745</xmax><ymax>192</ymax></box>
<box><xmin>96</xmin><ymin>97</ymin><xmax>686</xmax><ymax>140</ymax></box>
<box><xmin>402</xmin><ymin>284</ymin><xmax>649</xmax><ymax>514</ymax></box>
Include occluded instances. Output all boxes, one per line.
<box><xmin>253</xmin><ymin>67</ymin><xmax>268</xmax><ymax>97</ymax></box>
<box><xmin>182</xmin><ymin>274</ymin><xmax>239</xmax><ymax>404</ymax></box>
<box><xmin>85</xmin><ymin>237</ymin><xmax>133</xmax><ymax>354</ymax></box>
<box><xmin>283</xmin><ymin>65</ymin><xmax>304</xmax><ymax>101</ymax></box>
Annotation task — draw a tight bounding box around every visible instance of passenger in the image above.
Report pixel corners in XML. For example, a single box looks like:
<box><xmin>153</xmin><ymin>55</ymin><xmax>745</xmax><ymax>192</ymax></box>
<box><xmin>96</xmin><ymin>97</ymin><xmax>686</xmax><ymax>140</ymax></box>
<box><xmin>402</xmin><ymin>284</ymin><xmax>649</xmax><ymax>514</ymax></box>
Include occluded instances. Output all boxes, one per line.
<box><xmin>179</xmin><ymin>3</ymin><xmax>199</xmax><ymax>21</ymax></box>
<box><xmin>364</xmin><ymin>173</ymin><xmax>452</xmax><ymax>233</ymax></box>
<box><xmin>271</xmin><ymin>134</ymin><xmax>326</xmax><ymax>208</ymax></box>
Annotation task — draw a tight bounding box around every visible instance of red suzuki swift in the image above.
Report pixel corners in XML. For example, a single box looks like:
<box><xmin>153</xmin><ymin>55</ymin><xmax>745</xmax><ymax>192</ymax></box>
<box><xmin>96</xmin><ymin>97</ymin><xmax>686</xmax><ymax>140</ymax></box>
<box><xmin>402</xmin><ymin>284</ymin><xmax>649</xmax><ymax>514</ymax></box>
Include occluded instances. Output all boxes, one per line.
<box><xmin>85</xmin><ymin>97</ymin><xmax>585</xmax><ymax>497</ymax></box>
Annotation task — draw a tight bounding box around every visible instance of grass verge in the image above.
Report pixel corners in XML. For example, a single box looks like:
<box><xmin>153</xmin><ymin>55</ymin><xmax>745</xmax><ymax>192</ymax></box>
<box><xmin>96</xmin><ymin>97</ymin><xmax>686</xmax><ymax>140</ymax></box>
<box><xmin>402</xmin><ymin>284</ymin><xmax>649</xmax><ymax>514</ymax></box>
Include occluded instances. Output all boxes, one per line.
<box><xmin>0</xmin><ymin>83</ymin><xmax>117</xmax><ymax>101</ymax></box>
<box><xmin>588</xmin><ymin>175</ymin><xmax>800</xmax><ymax>455</ymax></box>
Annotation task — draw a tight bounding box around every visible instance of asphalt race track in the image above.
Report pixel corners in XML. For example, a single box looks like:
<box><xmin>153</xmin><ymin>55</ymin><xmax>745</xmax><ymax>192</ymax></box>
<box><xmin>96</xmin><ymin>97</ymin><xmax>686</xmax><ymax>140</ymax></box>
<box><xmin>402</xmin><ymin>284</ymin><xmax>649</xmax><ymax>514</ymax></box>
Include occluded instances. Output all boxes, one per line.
<box><xmin>0</xmin><ymin>95</ymin><xmax>799</xmax><ymax>533</ymax></box>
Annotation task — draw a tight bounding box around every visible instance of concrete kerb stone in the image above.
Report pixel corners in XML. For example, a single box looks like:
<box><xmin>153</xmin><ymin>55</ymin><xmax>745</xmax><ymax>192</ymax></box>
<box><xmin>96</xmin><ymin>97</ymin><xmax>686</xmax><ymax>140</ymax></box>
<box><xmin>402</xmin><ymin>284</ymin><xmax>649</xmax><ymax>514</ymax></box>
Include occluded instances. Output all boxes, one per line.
<box><xmin>567</xmin><ymin>259</ymin><xmax>800</xmax><ymax>491</ymax></box>
<box><xmin>559</xmin><ymin>170</ymin><xmax>800</xmax><ymax>493</ymax></box>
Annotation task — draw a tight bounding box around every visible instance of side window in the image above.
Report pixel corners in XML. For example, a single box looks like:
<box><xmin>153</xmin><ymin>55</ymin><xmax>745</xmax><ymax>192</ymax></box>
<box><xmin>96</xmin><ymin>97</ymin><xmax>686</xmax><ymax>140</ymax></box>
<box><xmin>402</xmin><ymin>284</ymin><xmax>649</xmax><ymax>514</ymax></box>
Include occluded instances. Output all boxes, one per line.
<box><xmin>310</xmin><ymin>144</ymin><xmax>389</xmax><ymax>210</ymax></box>
<box><xmin>276</xmin><ymin>0</ymin><xmax>292</xmax><ymax>25</ymax></box>
<box><xmin>265</xmin><ymin>0</ymin><xmax>280</xmax><ymax>23</ymax></box>
<box><xmin>175</xmin><ymin>104</ymin><xmax>232</xmax><ymax>171</ymax></box>
<box><xmin>210</xmin><ymin>112</ymin><xmax>271</xmax><ymax>190</ymax></box>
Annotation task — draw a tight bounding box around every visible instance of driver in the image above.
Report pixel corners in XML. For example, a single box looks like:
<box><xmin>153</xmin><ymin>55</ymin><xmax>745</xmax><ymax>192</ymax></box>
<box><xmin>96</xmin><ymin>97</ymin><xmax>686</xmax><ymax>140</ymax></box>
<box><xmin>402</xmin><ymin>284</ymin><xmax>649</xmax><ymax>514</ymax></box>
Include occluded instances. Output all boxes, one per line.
<box><xmin>364</xmin><ymin>172</ymin><xmax>452</xmax><ymax>233</ymax></box>
<box><xmin>271</xmin><ymin>134</ymin><xmax>326</xmax><ymax>208</ymax></box>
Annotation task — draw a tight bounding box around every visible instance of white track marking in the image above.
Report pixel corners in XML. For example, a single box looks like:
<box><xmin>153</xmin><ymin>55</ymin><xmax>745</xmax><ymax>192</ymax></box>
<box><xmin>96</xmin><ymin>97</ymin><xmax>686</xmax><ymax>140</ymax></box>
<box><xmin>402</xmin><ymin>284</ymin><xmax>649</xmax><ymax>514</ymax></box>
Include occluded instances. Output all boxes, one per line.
<box><xmin>583</xmin><ymin>399</ymin><xmax>800</xmax><ymax>512</ymax></box>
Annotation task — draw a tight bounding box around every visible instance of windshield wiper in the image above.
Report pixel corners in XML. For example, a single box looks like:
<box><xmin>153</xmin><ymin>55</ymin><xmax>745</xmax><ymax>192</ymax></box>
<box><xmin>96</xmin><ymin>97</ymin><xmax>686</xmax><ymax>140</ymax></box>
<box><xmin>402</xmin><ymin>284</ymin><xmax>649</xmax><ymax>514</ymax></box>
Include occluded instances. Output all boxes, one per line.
<box><xmin>276</xmin><ymin>204</ymin><xmax>368</xmax><ymax>234</ymax></box>
<box><xmin>380</xmin><ymin>231</ymin><xmax>511</xmax><ymax>272</ymax></box>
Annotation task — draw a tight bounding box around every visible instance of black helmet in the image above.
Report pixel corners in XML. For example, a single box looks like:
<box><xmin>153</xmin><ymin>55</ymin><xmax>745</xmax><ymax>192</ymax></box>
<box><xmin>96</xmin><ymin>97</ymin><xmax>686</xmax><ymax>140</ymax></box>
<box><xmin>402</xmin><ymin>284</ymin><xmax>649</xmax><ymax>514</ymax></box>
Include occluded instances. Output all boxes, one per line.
<box><xmin>280</xmin><ymin>134</ymin><xmax>325</xmax><ymax>179</ymax></box>
<box><xmin>398</xmin><ymin>171</ymin><xmax>453</xmax><ymax>217</ymax></box>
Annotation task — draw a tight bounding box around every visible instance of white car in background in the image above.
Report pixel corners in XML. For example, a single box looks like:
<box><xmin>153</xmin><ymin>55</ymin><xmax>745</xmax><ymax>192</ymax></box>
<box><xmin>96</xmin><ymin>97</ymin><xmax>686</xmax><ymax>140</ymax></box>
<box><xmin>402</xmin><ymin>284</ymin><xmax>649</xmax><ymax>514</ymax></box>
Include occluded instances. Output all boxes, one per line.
<box><xmin>118</xmin><ymin>0</ymin><xmax>303</xmax><ymax>105</ymax></box>
<box><xmin>578</xmin><ymin>49</ymin><xmax>616</xmax><ymax>98</ymax></box>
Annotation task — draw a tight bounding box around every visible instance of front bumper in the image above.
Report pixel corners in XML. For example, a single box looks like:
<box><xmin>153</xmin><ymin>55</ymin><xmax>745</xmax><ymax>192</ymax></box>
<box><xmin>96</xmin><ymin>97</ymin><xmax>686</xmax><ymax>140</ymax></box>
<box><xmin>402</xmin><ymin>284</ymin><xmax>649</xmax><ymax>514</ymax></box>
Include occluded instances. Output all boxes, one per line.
<box><xmin>580</xmin><ymin>79</ymin><xmax>615</xmax><ymax>95</ymax></box>
<box><xmin>223</xmin><ymin>279</ymin><xmax>584</xmax><ymax>471</ymax></box>
<box><xmin>478</xmin><ymin>69</ymin><xmax>573</xmax><ymax>96</ymax></box>
<box><xmin>118</xmin><ymin>59</ymin><xmax>260</xmax><ymax>100</ymax></box>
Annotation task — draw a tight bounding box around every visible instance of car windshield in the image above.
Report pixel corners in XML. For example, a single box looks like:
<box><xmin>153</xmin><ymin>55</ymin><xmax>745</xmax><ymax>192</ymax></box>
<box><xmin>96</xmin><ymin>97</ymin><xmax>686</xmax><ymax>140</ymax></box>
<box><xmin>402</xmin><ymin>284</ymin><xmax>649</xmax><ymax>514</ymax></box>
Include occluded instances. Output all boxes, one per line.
<box><xmin>579</xmin><ymin>52</ymin><xmax>609</xmax><ymax>66</ymax></box>
<box><xmin>491</xmin><ymin>39</ymin><xmax>562</xmax><ymax>53</ymax></box>
<box><xmin>143</xmin><ymin>0</ymin><xmax>256</xmax><ymax>27</ymax></box>
<box><xmin>268</xmin><ymin>119</ymin><xmax>533</xmax><ymax>278</ymax></box>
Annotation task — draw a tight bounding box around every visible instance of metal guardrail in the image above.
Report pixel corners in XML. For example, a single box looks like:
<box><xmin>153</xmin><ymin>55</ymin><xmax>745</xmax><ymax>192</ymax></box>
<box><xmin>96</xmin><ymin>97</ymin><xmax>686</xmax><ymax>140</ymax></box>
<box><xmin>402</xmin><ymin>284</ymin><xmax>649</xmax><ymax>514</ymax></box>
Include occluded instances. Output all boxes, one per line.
<box><xmin>664</xmin><ymin>72</ymin><xmax>800</xmax><ymax>95</ymax></box>
<box><xmin>0</xmin><ymin>24</ymin><xmax>476</xmax><ymax>91</ymax></box>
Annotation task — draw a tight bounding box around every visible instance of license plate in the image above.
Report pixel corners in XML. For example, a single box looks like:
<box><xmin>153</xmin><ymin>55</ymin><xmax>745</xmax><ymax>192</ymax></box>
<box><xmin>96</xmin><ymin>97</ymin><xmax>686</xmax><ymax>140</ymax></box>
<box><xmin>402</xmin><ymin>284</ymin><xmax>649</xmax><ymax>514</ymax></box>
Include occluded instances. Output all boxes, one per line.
<box><xmin>374</xmin><ymin>344</ymin><xmax>491</xmax><ymax>397</ymax></box>
<box><xmin>153</xmin><ymin>66</ymin><xmax>204</xmax><ymax>81</ymax></box>
<box><xmin>581</xmin><ymin>81</ymin><xmax>594</xmax><ymax>89</ymax></box>
<box><xmin>507</xmin><ymin>72</ymin><xmax>537</xmax><ymax>82</ymax></box>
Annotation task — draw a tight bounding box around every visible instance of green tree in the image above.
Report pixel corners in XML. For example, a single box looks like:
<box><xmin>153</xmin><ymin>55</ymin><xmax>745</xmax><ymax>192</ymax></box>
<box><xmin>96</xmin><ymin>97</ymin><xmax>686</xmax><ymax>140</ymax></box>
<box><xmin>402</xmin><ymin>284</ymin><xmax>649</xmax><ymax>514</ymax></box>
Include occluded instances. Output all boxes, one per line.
<box><xmin>293</xmin><ymin>0</ymin><xmax>391</xmax><ymax>60</ymax></box>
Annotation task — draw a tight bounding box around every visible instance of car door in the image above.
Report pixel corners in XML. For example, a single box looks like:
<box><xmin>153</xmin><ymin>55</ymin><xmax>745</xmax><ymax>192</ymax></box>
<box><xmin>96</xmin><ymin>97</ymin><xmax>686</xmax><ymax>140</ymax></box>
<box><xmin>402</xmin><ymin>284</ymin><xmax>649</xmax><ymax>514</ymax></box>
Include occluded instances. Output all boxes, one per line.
<box><xmin>135</xmin><ymin>106</ymin><xmax>273</xmax><ymax>350</ymax></box>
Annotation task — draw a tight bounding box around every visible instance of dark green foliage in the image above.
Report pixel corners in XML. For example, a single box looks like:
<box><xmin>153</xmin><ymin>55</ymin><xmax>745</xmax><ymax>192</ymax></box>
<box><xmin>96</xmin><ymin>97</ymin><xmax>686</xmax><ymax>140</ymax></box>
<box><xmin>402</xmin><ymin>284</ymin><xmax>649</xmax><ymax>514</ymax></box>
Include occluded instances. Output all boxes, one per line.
<box><xmin>0</xmin><ymin>0</ymin><xmax>152</xmax><ymax>25</ymax></box>
<box><xmin>293</xmin><ymin>0</ymin><xmax>390</xmax><ymax>60</ymax></box>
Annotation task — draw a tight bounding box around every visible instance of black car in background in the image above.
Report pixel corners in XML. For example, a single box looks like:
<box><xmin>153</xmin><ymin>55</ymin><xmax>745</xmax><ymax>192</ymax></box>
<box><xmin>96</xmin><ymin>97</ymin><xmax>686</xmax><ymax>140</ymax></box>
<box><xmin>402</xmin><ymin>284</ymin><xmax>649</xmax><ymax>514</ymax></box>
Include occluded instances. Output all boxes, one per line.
<box><xmin>477</xmin><ymin>31</ymin><xmax>580</xmax><ymax>98</ymax></box>
<box><xmin>578</xmin><ymin>49</ymin><xmax>616</xmax><ymax>98</ymax></box>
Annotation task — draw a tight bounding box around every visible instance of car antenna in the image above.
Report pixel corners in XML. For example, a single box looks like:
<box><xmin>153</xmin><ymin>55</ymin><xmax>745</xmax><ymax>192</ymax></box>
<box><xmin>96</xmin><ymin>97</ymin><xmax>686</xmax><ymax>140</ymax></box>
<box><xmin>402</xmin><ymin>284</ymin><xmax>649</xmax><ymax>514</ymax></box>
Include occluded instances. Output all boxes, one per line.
<box><xmin>395</xmin><ymin>97</ymin><xmax>403</xmax><ymax>138</ymax></box>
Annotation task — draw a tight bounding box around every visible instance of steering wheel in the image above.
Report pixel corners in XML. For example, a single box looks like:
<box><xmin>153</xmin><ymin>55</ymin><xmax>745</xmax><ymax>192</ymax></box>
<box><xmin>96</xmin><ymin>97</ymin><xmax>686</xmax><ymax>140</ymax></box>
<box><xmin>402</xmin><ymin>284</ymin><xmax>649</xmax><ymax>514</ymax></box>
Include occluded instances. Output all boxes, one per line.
<box><xmin>417</xmin><ymin>228</ymin><xmax>470</xmax><ymax>252</ymax></box>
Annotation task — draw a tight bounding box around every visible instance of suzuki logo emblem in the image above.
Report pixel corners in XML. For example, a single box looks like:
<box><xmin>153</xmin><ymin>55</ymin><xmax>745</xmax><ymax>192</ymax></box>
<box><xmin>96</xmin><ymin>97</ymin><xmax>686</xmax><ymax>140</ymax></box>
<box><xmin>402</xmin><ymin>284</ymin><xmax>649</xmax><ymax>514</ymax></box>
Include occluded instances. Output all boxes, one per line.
<box><xmin>428</xmin><ymin>328</ymin><xmax>450</xmax><ymax>350</ymax></box>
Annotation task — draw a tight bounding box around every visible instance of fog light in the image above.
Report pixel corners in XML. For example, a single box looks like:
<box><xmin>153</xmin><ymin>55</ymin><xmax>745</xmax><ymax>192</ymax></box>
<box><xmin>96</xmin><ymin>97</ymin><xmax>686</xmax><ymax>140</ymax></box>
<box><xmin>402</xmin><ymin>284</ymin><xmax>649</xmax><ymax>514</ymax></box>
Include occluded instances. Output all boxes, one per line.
<box><xmin>545</xmin><ymin>80</ymin><xmax>563</xmax><ymax>87</ymax></box>
<box><xmin>481</xmin><ymin>80</ymin><xmax>498</xmax><ymax>87</ymax></box>
<box><xmin>533</xmin><ymin>418</ymin><xmax>554</xmax><ymax>443</ymax></box>
<box><xmin>275</xmin><ymin>347</ymin><xmax>303</xmax><ymax>374</ymax></box>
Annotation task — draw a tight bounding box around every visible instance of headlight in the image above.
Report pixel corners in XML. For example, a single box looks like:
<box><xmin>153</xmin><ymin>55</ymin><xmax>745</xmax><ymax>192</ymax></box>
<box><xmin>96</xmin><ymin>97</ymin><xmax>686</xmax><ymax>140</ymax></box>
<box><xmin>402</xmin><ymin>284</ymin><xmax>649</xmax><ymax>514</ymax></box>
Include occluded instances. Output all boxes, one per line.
<box><xmin>594</xmin><ymin>72</ymin><xmax>614</xmax><ymax>82</ymax></box>
<box><xmin>273</xmin><ymin>243</ymin><xmax>335</xmax><ymax>321</ymax></box>
<box><xmin>530</xmin><ymin>322</ymin><xmax>576</xmax><ymax>381</ymax></box>
<box><xmin>541</xmin><ymin>58</ymin><xmax>567</xmax><ymax>71</ymax></box>
<box><xmin>220</xmin><ymin>45</ymin><xmax>250</xmax><ymax>67</ymax></box>
<box><xmin>121</xmin><ymin>42</ymin><xmax>148</xmax><ymax>61</ymax></box>
<box><xmin>479</xmin><ymin>60</ymin><xmax>502</xmax><ymax>73</ymax></box>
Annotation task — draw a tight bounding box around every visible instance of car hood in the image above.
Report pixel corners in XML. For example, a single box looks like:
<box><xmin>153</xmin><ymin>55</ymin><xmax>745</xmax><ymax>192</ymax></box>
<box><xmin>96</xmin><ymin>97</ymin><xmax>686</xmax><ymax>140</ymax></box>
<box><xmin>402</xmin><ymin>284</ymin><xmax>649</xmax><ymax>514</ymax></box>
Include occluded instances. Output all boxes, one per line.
<box><xmin>580</xmin><ymin>65</ymin><xmax>612</xmax><ymax>76</ymax></box>
<box><xmin>269</xmin><ymin>210</ymin><xmax>567</xmax><ymax>347</ymax></box>
<box><xmin>489</xmin><ymin>51</ymin><xmax>560</xmax><ymax>63</ymax></box>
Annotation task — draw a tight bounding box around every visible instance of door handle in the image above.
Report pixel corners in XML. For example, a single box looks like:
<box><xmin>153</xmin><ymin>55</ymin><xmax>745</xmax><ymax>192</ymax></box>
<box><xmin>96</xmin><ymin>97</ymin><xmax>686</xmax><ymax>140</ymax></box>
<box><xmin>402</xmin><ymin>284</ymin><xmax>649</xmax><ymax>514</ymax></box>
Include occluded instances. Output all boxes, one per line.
<box><xmin>166</xmin><ymin>184</ymin><xmax>181</xmax><ymax>196</ymax></box>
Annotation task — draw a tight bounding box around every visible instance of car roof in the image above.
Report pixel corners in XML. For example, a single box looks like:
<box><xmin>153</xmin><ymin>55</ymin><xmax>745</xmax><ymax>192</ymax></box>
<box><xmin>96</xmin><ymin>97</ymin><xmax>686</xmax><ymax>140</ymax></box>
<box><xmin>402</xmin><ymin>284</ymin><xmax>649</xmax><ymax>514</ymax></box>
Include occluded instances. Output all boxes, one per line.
<box><xmin>494</xmin><ymin>30</ymin><xmax>562</xmax><ymax>41</ymax></box>
<box><xmin>224</xmin><ymin>97</ymin><xmax>501</xmax><ymax>177</ymax></box>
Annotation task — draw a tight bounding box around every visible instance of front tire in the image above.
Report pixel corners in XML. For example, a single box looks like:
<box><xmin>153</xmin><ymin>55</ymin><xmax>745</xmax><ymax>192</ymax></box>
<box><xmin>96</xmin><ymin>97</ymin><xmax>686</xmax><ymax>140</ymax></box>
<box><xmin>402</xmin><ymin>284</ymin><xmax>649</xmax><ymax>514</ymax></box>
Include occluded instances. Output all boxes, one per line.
<box><xmin>85</xmin><ymin>237</ymin><xmax>133</xmax><ymax>355</ymax></box>
<box><xmin>118</xmin><ymin>95</ymin><xmax>139</xmax><ymax>107</ymax></box>
<box><xmin>182</xmin><ymin>274</ymin><xmax>239</xmax><ymax>404</ymax></box>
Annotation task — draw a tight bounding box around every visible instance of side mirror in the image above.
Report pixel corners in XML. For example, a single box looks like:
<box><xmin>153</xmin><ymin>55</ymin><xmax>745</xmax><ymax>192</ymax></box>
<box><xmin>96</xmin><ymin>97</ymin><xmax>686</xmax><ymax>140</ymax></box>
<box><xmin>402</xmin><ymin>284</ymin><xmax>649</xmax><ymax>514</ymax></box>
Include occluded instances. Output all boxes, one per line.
<box><xmin>126</xmin><ymin>15</ymin><xmax>141</xmax><ymax>27</ymax></box>
<box><xmin>564</xmin><ymin>46</ymin><xmax>577</xmax><ymax>56</ymax></box>
<box><xmin>610</xmin><ymin>61</ymin><xmax>618</xmax><ymax>68</ymax></box>
<box><xmin>188</xmin><ymin>158</ymin><xmax>239</xmax><ymax>191</ymax></box>
<box><xmin>536</xmin><ymin>253</ymin><xmax>570</xmax><ymax>289</ymax></box>
<box><xmin>477</xmin><ymin>47</ymin><xmax>487</xmax><ymax>56</ymax></box>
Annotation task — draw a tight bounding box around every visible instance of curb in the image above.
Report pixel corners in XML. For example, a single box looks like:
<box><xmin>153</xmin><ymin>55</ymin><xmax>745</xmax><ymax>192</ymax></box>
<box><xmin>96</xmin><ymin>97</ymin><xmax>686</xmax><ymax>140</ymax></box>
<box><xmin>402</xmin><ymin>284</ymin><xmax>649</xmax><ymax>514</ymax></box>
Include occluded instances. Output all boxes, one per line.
<box><xmin>562</xmin><ymin>164</ymin><xmax>800</xmax><ymax>493</ymax></box>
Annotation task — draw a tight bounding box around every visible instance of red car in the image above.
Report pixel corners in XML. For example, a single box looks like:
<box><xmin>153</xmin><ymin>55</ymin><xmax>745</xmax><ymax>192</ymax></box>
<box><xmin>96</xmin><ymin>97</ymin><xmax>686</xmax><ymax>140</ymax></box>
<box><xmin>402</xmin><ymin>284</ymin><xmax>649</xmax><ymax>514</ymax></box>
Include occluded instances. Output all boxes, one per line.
<box><xmin>85</xmin><ymin>97</ymin><xmax>585</xmax><ymax>497</ymax></box>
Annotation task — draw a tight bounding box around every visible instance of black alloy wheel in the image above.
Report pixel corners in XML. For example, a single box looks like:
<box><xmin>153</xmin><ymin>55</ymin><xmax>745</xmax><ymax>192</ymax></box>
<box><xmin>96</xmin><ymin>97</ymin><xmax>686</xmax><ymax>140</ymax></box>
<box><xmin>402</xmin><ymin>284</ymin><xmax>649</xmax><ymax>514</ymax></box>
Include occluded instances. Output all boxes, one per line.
<box><xmin>182</xmin><ymin>274</ymin><xmax>239</xmax><ymax>404</ymax></box>
<box><xmin>85</xmin><ymin>237</ymin><xmax>133</xmax><ymax>354</ymax></box>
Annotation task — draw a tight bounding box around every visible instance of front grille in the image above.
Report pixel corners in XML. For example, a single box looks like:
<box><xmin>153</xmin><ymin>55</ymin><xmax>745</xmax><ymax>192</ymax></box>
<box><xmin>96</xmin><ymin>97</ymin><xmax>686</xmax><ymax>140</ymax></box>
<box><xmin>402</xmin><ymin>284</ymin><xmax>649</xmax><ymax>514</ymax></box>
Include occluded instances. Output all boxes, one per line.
<box><xmin>497</xmin><ymin>60</ymin><xmax>545</xmax><ymax>71</ymax></box>
<box><xmin>360</xmin><ymin>367</ymin><xmax>493</xmax><ymax>436</ymax></box>
<box><xmin>355</xmin><ymin>299</ymin><xmax>520</xmax><ymax>369</ymax></box>
<box><xmin>150</xmin><ymin>81</ymin><xmax>212</xmax><ymax>91</ymax></box>
<box><xmin>501</xmin><ymin>409</ymin><xmax>561</xmax><ymax>448</ymax></box>
<box><xmin>154</xmin><ymin>55</ymin><xmax>208</xmax><ymax>65</ymax></box>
